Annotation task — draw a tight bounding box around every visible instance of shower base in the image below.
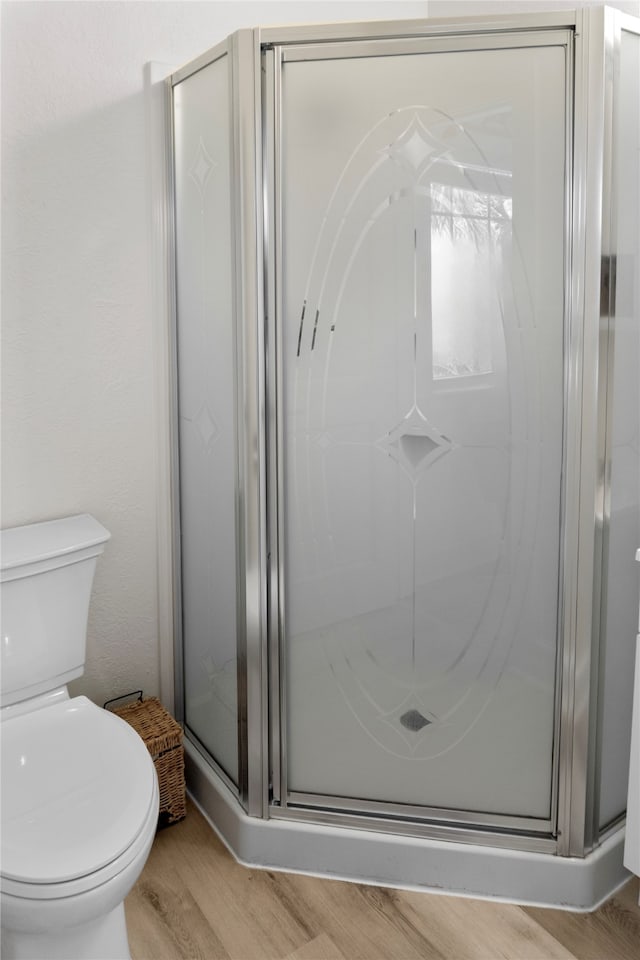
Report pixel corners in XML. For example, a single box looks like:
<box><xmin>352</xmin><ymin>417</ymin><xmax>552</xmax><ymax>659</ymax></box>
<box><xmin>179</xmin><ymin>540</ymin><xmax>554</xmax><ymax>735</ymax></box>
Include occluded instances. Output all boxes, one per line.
<box><xmin>185</xmin><ymin>739</ymin><xmax>630</xmax><ymax>912</ymax></box>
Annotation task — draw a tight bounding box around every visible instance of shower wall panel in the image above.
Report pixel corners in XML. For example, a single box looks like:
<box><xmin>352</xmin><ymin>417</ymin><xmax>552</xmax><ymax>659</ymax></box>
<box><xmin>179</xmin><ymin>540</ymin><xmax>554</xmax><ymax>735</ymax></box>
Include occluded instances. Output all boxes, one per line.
<box><xmin>598</xmin><ymin>26</ymin><xmax>640</xmax><ymax>829</ymax></box>
<box><xmin>173</xmin><ymin>54</ymin><xmax>239</xmax><ymax>785</ymax></box>
<box><xmin>279</xmin><ymin>40</ymin><xmax>567</xmax><ymax>820</ymax></box>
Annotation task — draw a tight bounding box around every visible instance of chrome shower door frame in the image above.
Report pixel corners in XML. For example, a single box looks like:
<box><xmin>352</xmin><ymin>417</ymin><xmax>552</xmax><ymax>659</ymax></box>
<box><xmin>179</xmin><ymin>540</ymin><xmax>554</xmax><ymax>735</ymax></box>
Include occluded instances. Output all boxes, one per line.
<box><xmin>264</xmin><ymin>16</ymin><xmax>575</xmax><ymax>851</ymax></box>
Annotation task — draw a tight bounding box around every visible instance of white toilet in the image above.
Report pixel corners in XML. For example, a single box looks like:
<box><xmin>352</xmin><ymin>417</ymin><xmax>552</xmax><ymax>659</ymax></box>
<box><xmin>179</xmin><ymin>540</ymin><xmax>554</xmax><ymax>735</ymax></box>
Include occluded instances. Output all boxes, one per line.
<box><xmin>0</xmin><ymin>514</ymin><xmax>159</xmax><ymax>960</ymax></box>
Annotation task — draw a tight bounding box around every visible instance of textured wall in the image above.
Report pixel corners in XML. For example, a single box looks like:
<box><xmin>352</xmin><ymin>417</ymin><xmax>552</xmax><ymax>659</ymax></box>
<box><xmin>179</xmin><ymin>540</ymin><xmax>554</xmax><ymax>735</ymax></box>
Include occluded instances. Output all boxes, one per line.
<box><xmin>1</xmin><ymin>0</ymin><xmax>428</xmax><ymax>707</ymax></box>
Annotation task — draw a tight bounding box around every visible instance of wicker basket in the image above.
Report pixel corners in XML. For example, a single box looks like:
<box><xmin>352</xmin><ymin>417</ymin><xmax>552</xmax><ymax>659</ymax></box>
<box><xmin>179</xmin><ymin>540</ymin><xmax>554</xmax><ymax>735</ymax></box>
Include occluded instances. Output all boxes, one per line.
<box><xmin>111</xmin><ymin>696</ymin><xmax>186</xmax><ymax>826</ymax></box>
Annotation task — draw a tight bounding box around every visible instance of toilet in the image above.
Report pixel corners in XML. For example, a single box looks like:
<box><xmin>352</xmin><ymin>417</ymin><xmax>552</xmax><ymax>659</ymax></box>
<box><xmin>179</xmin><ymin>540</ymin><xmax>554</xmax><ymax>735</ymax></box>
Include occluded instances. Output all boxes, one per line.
<box><xmin>0</xmin><ymin>514</ymin><xmax>159</xmax><ymax>960</ymax></box>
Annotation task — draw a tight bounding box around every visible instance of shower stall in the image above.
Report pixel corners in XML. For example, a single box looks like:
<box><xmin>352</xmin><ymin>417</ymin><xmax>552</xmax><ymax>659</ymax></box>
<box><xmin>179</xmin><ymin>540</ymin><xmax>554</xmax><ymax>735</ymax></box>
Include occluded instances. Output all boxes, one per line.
<box><xmin>168</xmin><ymin>7</ymin><xmax>640</xmax><ymax>907</ymax></box>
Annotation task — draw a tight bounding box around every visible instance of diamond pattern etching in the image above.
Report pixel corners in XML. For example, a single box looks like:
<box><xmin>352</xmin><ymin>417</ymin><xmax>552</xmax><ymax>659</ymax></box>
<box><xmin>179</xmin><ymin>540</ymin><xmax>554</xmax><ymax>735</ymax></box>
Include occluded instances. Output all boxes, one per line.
<box><xmin>382</xmin><ymin>113</ymin><xmax>449</xmax><ymax>179</ymax></box>
<box><xmin>189</xmin><ymin>136</ymin><xmax>216</xmax><ymax>198</ymax></box>
<box><xmin>378</xmin><ymin>403</ymin><xmax>453</xmax><ymax>479</ymax></box>
<box><xmin>194</xmin><ymin>404</ymin><xmax>219</xmax><ymax>451</ymax></box>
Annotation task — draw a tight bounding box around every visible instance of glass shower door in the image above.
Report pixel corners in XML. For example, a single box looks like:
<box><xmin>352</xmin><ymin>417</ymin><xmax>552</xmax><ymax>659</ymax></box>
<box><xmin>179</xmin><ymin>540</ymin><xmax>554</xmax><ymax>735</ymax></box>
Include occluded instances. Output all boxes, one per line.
<box><xmin>277</xmin><ymin>35</ymin><xmax>568</xmax><ymax>825</ymax></box>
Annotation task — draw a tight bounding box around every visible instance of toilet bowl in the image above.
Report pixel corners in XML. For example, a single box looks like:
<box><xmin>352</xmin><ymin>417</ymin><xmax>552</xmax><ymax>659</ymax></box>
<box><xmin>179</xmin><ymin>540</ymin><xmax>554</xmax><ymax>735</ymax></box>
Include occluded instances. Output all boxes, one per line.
<box><xmin>1</xmin><ymin>695</ymin><xmax>159</xmax><ymax>960</ymax></box>
<box><xmin>0</xmin><ymin>515</ymin><xmax>160</xmax><ymax>960</ymax></box>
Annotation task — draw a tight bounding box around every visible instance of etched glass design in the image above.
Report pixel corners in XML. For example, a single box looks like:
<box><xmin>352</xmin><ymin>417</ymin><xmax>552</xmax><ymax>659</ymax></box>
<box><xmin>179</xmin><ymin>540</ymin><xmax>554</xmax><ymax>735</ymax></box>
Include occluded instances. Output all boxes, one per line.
<box><xmin>173</xmin><ymin>57</ymin><xmax>238</xmax><ymax>784</ymax></box>
<box><xmin>281</xmin><ymin>45</ymin><xmax>566</xmax><ymax>817</ymax></box>
<box><xmin>598</xmin><ymin>29</ymin><xmax>640</xmax><ymax>829</ymax></box>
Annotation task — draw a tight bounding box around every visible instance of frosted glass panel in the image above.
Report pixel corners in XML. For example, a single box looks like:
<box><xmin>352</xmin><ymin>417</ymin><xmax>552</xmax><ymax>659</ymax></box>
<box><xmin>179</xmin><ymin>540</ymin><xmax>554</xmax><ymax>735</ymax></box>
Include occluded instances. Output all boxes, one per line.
<box><xmin>281</xmin><ymin>45</ymin><xmax>566</xmax><ymax>818</ymax></box>
<box><xmin>173</xmin><ymin>58</ymin><xmax>238</xmax><ymax>784</ymax></box>
<box><xmin>598</xmin><ymin>29</ymin><xmax>640</xmax><ymax>829</ymax></box>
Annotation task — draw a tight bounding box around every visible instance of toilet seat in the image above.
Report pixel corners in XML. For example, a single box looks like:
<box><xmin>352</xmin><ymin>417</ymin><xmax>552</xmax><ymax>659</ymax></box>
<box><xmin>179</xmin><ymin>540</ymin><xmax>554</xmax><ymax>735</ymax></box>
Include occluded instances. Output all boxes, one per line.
<box><xmin>0</xmin><ymin>784</ymin><xmax>159</xmax><ymax>903</ymax></box>
<box><xmin>1</xmin><ymin>696</ymin><xmax>157</xmax><ymax>899</ymax></box>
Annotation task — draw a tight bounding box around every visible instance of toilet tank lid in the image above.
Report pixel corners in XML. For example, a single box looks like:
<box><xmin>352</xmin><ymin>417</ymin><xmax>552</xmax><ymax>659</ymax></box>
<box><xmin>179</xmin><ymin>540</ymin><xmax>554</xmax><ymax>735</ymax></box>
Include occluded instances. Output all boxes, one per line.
<box><xmin>0</xmin><ymin>514</ymin><xmax>110</xmax><ymax>574</ymax></box>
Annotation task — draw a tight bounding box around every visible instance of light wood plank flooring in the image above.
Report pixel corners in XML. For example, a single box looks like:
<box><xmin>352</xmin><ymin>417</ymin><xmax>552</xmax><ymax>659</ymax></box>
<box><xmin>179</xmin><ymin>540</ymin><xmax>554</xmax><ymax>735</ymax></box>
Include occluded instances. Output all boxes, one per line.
<box><xmin>126</xmin><ymin>800</ymin><xmax>640</xmax><ymax>960</ymax></box>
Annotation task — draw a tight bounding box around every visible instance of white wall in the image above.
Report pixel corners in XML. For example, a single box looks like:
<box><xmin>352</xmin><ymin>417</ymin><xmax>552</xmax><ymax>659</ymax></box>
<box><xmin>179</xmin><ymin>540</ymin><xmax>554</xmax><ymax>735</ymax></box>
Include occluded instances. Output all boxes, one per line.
<box><xmin>428</xmin><ymin>0</ymin><xmax>638</xmax><ymax>15</ymax></box>
<box><xmin>0</xmin><ymin>0</ymin><xmax>429</xmax><ymax>708</ymax></box>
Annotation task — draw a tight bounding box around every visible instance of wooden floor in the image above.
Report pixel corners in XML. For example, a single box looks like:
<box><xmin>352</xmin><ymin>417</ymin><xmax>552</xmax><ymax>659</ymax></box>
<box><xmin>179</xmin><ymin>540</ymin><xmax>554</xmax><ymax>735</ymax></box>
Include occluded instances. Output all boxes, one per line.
<box><xmin>126</xmin><ymin>800</ymin><xmax>640</xmax><ymax>960</ymax></box>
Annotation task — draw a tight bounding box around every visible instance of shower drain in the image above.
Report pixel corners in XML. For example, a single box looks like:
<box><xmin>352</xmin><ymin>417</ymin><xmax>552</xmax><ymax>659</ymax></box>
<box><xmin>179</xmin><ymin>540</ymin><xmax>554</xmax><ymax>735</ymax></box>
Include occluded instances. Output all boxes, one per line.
<box><xmin>399</xmin><ymin>709</ymin><xmax>431</xmax><ymax>732</ymax></box>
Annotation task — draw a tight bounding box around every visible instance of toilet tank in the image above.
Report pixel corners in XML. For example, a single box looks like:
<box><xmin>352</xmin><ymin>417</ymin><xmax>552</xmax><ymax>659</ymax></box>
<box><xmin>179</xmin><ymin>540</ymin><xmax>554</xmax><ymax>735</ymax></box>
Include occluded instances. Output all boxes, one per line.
<box><xmin>0</xmin><ymin>515</ymin><xmax>111</xmax><ymax>707</ymax></box>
